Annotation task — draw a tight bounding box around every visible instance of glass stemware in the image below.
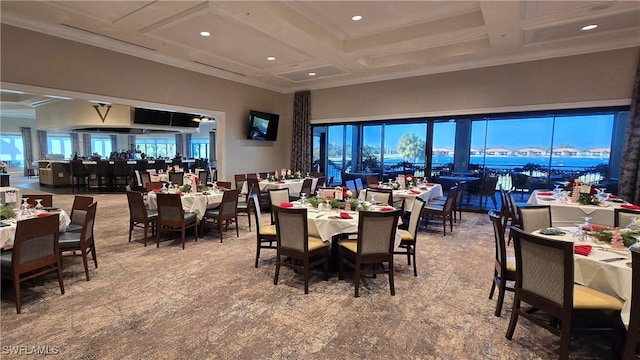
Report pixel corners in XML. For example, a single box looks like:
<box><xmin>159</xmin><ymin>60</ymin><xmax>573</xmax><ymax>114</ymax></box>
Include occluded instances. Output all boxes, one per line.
<box><xmin>581</xmin><ymin>216</ymin><xmax>592</xmax><ymax>231</ymax></box>
<box><xmin>20</xmin><ymin>198</ymin><xmax>31</xmax><ymax>217</ymax></box>
<box><xmin>300</xmin><ymin>193</ymin><xmax>308</xmax><ymax>206</ymax></box>
<box><xmin>35</xmin><ymin>199</ymin><xmax>44</xmax><ymax>211</ymax></box>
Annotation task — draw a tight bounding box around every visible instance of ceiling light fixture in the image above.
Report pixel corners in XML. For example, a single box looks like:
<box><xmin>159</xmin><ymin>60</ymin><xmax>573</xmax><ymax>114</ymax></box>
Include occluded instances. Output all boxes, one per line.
<box><xmin>351</xmin><ymin>15</ymin><xmax>363</xmax><ymax>21</ymax></box>
<box><xmin>581</xmin><ymin>24</ymin><xmax>598</xmax><ymax>31</ymax></box>
<box><xmin>266</xmin><ymin>56</ymin><xmax>276</xmax><ymax>61</ymax></box>
<box><xmin>193</xmin><ymin>115</ymin><xmax>215</xmax><ymax>123</ymax></box>
<box><xmin>200</xmin><ymin>31</ymin><xmax>211</xmax><ymax>37</ymax></box>
<box><xmin>308</xmin><ymin>72</ymin><xmax>316</xmax><ymax>76</ymax></box>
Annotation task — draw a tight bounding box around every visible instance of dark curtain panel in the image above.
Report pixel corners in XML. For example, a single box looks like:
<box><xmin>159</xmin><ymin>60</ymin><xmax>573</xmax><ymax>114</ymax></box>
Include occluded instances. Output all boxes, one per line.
<box><xmin>110</xmin><ymin>135</ymin><xmax>118</xmax><ymax>152</ymax></box>
<box><xmin>619</xmin><ymin>58</ymin><xmax>640</xmax><ymax>205</ymax></box>
<box><xmin>20</xmin><ymin>127</ymin><xmax>33</xmax><ymax>176</ymax></box>
<box><xmin>82</xmin><ymin>133</ymin><xmax>92</xmax><ymax>157</ymax></box>
<box><xmin>290</xmin><ymin>90</ymin><xmax>311</xmax><ymax>172</ymax></box>
<box><xmin>37</xmin><ymin>130</ymin><xmax>47</xmax><ymax>159</ymax></box>
<box><xmin>185</xmin><ymin>134</ymin><xmax>192</xmax><ymax>157</ymax></box>
<box><xmin>70</xmin><ymin>133</ymin><xmax>80</xmax><ymax>157</ymax></box>
<box><xmin>175</xmin><ymin>134</ymin><xmax>184</xmax><ymax>157</ymax></box>
<box><xmin>127</xmin><ymin>135</ymin><xmax>136</xmax><ymax>151</ymax></box>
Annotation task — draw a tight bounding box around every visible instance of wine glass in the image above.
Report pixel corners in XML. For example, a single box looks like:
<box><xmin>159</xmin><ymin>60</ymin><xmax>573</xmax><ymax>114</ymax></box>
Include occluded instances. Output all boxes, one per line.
<box><xmin>581</xmin><ymin>216</ymin><xmax>593</xmax><ymax>231</ymax></box>
<box><xmin>300</xmin><ymin>193</ymin><xmax>308</xmax><ymax>206</ymax></box>
<box><xmin>35</xmin><ymin>199</ymin><xmax>44</xmax><ymax>211</ymax></box>
<box><xmin>324</xmin><ymin>199</ymin><xmax>331</xmax><ymax>211</ymax></box>
<box><xmin>20</xmin><ymin>198</ymin><xmax>31</xmax><ymax>217</ymax></box>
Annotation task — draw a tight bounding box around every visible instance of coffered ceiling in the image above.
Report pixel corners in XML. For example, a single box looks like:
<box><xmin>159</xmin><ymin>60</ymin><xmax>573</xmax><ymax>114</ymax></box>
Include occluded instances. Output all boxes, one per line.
<box><xmin>2</xmin><ymin>0</ymin><xmax>640</xmax><ymax>94</ymax></box>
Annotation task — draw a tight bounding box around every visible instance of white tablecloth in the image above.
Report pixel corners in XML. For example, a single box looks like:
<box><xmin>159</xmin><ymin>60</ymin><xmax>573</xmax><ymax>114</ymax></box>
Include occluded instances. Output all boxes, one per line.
<box><xmin>527</xmin><ymin>190</ymin><xmax>622</xmax><ymax>227</ymax></box>
<box><xmin>534</xmin><ymin>227</ymin><xmax>633</xmax><ymax>326</ymax></box>
<box><xmin>0</xmin><ymin>187</ymin><xmax>22</xmax><ymax>206</ymax></box>
<box><xmin>147</xmin><ymin>191</ymin><xmax>223</xmax><ymax>220</ymax></box>
<box><xmin>241</xmin><ymin>178</ymin><xmax>318</xmax><ymax>197</ymax></box>
<box><xmin>358</xmin><ymin>184</ymin><xmax>443</xmax><ymax>211</ymax></box>
<box><xmin>0</xmin><ymin>209</ymin><xmax>71</xmax><ymax>249</ymax></box>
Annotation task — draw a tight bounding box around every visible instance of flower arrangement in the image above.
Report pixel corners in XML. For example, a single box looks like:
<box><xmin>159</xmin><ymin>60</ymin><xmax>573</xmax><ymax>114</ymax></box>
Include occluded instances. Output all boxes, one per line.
<box><xmin>91</xmin><ymin>152</ymin><xmax>101</xmax><ymax>161</ymax></box>
<box><xmin>587</xmin><ymin>228</ymin><xmax>640</xmax><ymax>247</ymax></box>
<box><xmin>0</xmin><ymin>204</ymin><xmax>16</xmax><ymax>219</ymax></box>
<box><xmin>0</xmin><ymin>161</ymin><xmax>7</xmax><ymax>173</ymax></box>
<box><xmin>405</xmin><ymin>176</ymin><xmax>414</xmax><ymax>188</ymax></box>
<box><xmin>179</xmin><ymin>184</ymin><xmax>191</xmax><ymax>193</ymax></box>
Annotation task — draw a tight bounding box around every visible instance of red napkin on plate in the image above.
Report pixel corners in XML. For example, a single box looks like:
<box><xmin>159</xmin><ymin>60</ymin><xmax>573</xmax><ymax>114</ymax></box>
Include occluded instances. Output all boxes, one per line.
<box><xmin>427</xmin><ymin>183</ymin><xmax>435</xmax><ymax>186</ymax></box>
<box><xmin>380</xmin><ymin>206</ymin><xmax>394</xmax><ymax>211</ymax></box>
<box><xmin>410</xmin><ymin>189</ymin><xmax>421</xmax><ymax>194</ymax></box>
<box><xmin>574</xmin><ymin>245</ymin><xmax>592</xmax><ymax>256</ymax></box>
<box><xmin>340</xmin><ymin>212</ymin><xmax>353</xmax><ymax>219</ymax></box>
<box><xmin>278</xmin><ymin>180</ymin><xmax>286</xmax><ymax>184</ymax></box>
<box><xmin>621</xmin><ymin>204</ymin><xmax>640</xmax><ymax>210</ymax></box>
<box><xmin>537</xmin><ymin>191</ymin><xmax>554</xmax><ymax>196</ymax></box>
<box><xmin>280</xmin><ymin>202</ymin><xmax>293</xmax><ymax>208</ymax></box>
<box><xmin>152</xmin><ymin>188</ymin><xmax>161</xmax><ymax>193</ymax></box>
<box><xmin>36</xmin><ymin>212</ymin><xmax>51</xmax><ymax>217</ymax></box>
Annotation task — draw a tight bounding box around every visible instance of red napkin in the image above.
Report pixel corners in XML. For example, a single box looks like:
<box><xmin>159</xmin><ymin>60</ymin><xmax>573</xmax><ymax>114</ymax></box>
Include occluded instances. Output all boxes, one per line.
<box><xmin>278</xmin><ymin>180</ymin><xmax>286</xmax><ymax>184</ymax></box>
<box><xmin>177</xmin><ymin>191</ymin><xmax>184</xmax><ymax>196</ymax></box>
<box><xmin>585</xmin><ymin>224</ymin><xmax>607</xmax><ymax>231</ymax></box>
<box><xmin>380</xmin><ymin>206</ymin><xmax>394</xmax><ymax>211</ymax></box>
<box><xmin>537</xmin><ymin>192</ymin><xmax>554</xmax><ymax>196</ymax></box>
<box><xmin>427</xmin><ymin>183</ymin><xmax>435</xmax><ymax>186</ymax></box>
<box><xmin>217</xmin><ymin>185</ymin><xmax>226</xmax><ymax>189</ymax></box>
<box><xmin>370</xmin><ymin>184</ymin><xmax>380</xmax><ymax>188</ymax></box>
<box><xmin>340</xmin><ymin>212</ymin><xmax>353</xmax><ymax>219</ymax></box>
<box><xmin>152</xmin><ymin>188</ymin><xmax>161</xmax><ymax>193</ymax></box>
<box><xmin>410</xmin><ymin>189</ymin><xmax>421</xmax><ymax>194</ymax></box>
<box><xmin>280</xmin><ymin>202</ymin><xmax>293</xmax><ymax>208</ymax></box>
<box><xmin>36</xmin><ymin>212</ymin><xmax>51</xmax><ymax>217</ymax></box>
<box><xmin>574</xmin><ymin>245</ymin><xmax>592</xmax><ymax>256</ymax></box>
<box><xmin>609</xmin><ymin>195</ymin><xmax>618</xmax><ymax>199</ymax></box>
<box><xmin>621</xmin><ymin>204</ymin><xmax>640</xmax><ymax>210</ymax></box>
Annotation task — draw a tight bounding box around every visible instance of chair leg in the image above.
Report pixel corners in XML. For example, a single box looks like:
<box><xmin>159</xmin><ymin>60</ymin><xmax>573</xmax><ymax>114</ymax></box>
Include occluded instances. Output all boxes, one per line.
<box><xmin>389</xmin><ymin>261</ymin><xmax>395</xmax><ymax>296</ymax></box>
<box><xmin>442</xmin><ymin>216</ymin><xmax>446</xmax><ymax>236</ymax></box>
<box><xmin>489</xmin><ymin>272</ymin><xmax>497</xmax><ymax>299</ymax></box>
<box><xmin>255</xmin><ymin>242</ymin><xmax>261</xmax><ymax>268</ymax></box>
<box><xmin>495</xmin><ymin>279</ymin><xmax>506</xmax><ymax>317</ymax></box>
<box><xmin>193</xmin><ymin>223</ymin><xmax>198</xmax><ymax>243</ymax></box>
<box><xmin>323</xmin><ymin>252</ymin><xmax>329</xmax><ymax>281</ymax></box>
<box><xmin>82</xmin><ymin>250</ymin><xmax>90</xmax><ymax>281</ymax></box>
<box><xmin>91</xmin><ymin>246</ymin><xmax>98</xmax><ymax>269</ymax></box>
<box><xmin>156</xmin><ymin>227</ymin><xmax>161</xmax><ymax>248</ymax></box>
<box><xmin>13</xmin><ymin>274</ymin><xmax>21</xmax><ymax>314</ymax></box>
<box><xmin>181</xmin><ymin>228</ymin><xmax>186</xmax><ymax>250</ymax></box>
<box><xmin>235</xmin><ymin>216</ymin><xmax>239</xmax><ymax>238</ymax></box>
<box><xmin>274</xmin><ymin>254</ymin><xmax>281</xmax><ymax>285</ymax></box>
<box><xmin>129</xmin><ymin>221</ymin><xmax>133</xmax><ymax>242</ymax></box>
<box><xmin>354</xmin><ymin>265</ymin><xmax>361</xmax><ymax>298</ymax></box>
<box><xmin>505</xmin><ymin>300</ymin><xmax>520</xmax><ymax>340</ymax></box>
<box><xmin>559</xmin><ymin>321</ymin><xmax>572</xmax><ymax>360</ymax></box>
<box><xmin>338</xmin><ymin>248</ymin><xmax>345</xmax><ymax>280</ymax></box>
<box><xmin>303</xmin><ymin>259</ymin><xmax>309</xmax><ymax>294</ymax></box>
<box><xmin>412</xmin><ymin>248</ymin><xmax>417</xmax><ymax>277</ymax></box>
<box><xmin>56</xmin><ymin>261</ymin><xmax>65</xmax><ymax>295</ymax></box>
<box><xmin>143</xmin><ymin>224</ymin><xmax>148</xmax><ymax>247</ymax></box>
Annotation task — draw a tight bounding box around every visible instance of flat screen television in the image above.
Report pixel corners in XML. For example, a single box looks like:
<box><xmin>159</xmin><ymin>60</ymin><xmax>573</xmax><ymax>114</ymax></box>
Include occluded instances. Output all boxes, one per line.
<box><xmin>247</xmin><ymin>110</ymin><xmax>279</xmax><ymax>141</ymax></box>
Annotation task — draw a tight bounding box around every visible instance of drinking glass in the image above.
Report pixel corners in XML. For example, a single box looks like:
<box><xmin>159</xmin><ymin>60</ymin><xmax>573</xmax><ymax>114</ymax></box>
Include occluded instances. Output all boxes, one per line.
<box><xmin>20</xmin><ymin>198</ymin><xmax>31</xmax><ymax>217</ymax></box>
<box><xmin>35</xmin><ymin>199</ymin><xmax>44</xmax><ymax>211</ymax></box>
<box><xmin>300</xmin><ymin>193</ymin><xmax>308</xmax><ymax>206</ymax></box>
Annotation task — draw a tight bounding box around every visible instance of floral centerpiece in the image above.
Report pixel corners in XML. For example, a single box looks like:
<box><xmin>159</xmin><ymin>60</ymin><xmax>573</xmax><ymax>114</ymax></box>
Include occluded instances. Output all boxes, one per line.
<box><xmin>587</xmin><ymin>228</ymin><xmax>640</xmax><ymax>247</ymax></box>
<box><xmin>90</xmin><ymin>152</ymin><xmax>101</xmax><ymax>161</ymax></box>
<box><xmin>179</xmin><ymin>184</ymin><xmax>191</xmax><ymax>193</ymax></box>
<box><xmin>405</xmin><ymin>176</ymin><xmax>414</xmax><ymax>188</ymax></box>
<box><xmin>565</xmin><ymin>179</ymin><xmax>600</xmax><ymax>205</ymax></box>
<box><xmin>0</xmin><ymin>204</ymin><xmax>16</xmax><ymax>219</ymax></box>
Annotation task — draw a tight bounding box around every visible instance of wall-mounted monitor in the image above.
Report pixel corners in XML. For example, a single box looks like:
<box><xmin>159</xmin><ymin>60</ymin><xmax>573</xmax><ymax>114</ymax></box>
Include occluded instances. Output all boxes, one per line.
<box><xmin>247</xmin><ymin>110</ymin><xmax>279</xmax><ymax>141</ymax></box>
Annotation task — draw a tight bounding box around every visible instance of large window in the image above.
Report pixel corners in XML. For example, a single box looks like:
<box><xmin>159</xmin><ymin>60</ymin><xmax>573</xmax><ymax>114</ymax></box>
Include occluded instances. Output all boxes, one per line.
<box><xmin>135</xmin><ymin>139</ymin><xmax>176</xmax><ymax>159</ymax></box>
<box><xmin>47</xmin><ymin>135</ymin><xmax>72</xmax><ymax>159</ymax></box>
<box><xmin>190</xmin><ymin>139</ymin><xmax>209</xmax><ymax>159</ymax></box>
<box><xmin>432</xmin><ymin>121</ymin><xmax>455</xmax><ymax>171</ymax></box>
<box><xmin>91</xmin><ymin>136</ymin><xmax>112</xmax><ymax>157</ymax></box>
<box><xmin>384</xmin><ymin>123</ymin><xmax>426</xmax><ymax>178</ymax></box>
<box><xmin>0</xmin><ymin>134</ymin><xmax>24</xmax><ymax>167</ymax></box>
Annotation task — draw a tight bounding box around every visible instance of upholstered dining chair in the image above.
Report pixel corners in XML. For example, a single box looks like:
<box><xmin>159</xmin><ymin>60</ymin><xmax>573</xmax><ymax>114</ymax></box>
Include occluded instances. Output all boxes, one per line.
<box><xmin>623</xmin><ymin>248</ymin><xmax>640</xmax><ymax>359</ymax></box>
<box><xmin>168</xmin><ymin>171</ymin><xmax>184</xmax><ymax>186</ymax></box>
<box><xmin>234</xmin><ymin>173</ymin><xmax>246</xmax><ymax>191</ymax></box>
<box><xmin>0</xmin><ymin>214</ymin><xmax>64</xmax><ymax>313</ymax></box>
<box><xmin>201</xmin><ymin>189</ymin><xmax>240</xmax><ymax>242</ymax></box>
<box><xmin>365</xmin><ymin>176</ymin><xmax>379</xmax><ymax>187</ymax></box>
<box><xmin>268</xmin><ymin>188</ymin><xmax>290</xmax><ymax>224</ymax></box>
<box><xmin>111</xmin><ymin>160</ymin><xmax>130</xmax><ymax>191</ymax></box>
<box><xmin>70</xmin><ymin>160</ymin><xmax>90</xmax><ymax>193</ymax></box>
<box><xmin>156</xmin><ymin>193</ymin><xmax>198</xmax><ymax>249</ymax></box>
<box><xmin>354</xmin><ymin>178</ymin><xmax>365</xmax><ymax>193</ymax></box>
<box><xmin>506</xmin><ymin>227</ymin><xmax>625</xmax><ymax>360</ymax></box>
<box><xmin>345</xmin><ymin>179</ymin><xmax>357</xmax><ymax>197</ymax></box>
<box><xmin>247</xmin><ymin>177</ymin><xmax>269</xmax><ymax>209</ymax></box>
<box><xmin>429</xmin><ymin>181</ymin><xmax>466</xmax><ymax>223</ymax></box>
<box><xmin>216</xmin><ymin>181</ymin><xmax>232</xmax><ymax>189</ymax></box>
<box><xmin>517</xmin><ymin>205</ymin><xmax>552</xmax><ymax>232</ymax></box>
<box><xmin>126</xmin><ymin>190</ymin><xmax>157</xmax><ymax>247</ymax></box>
<box><xmin>394</xmin><ymin>197</ymin><xmax>426</xmax><ymax>276</ymax></box>
<box><xmin>339</xmin><ymin>209</ymin><xmax>401</xmax><ymax>297</ymax></box>
<box><xmin>251</xmin><ymin>193</ymin><xmax>277</xmax><ymax>268</ymax></box>
<box><xmin>273</xmin><ymin>206</ymin><xmax>329</xmax><ymax>294</ymax></box>
<box><xmin>21</xmin><ymin>194</ymin><xmax>53</xmax><ymax>208</ymax></box>
<box><xmin>423</xmin><ymin>186</ymin><xmax>456</xmax><ymax>236</ymax></box>
<box><xmin>95</xmin><ymin>160</ymin><xmax>112</xmax><ymax>192</ymax></box>
<box><xmin>614</xmin><ymin>208</ymin><xmax>640</xmax><ymax>228</ymax></box>
<box><xmin>488</xmin><ymin>209</ymin><xmax>516</xmax><ymax>317</ymax></box>
<box><xmin>364</xmin><ymin>188</ymin><xmax>393</xmax><ymax>206</ymax></box>
<box><xmin>299</xmin><ymin>178</ymin><xmax>313</xmax><ymax>198</ymax></box>
<box><xmin>59</xmin><ymin>202</ymin><xmax>98</xmax><ymax>281</ymax></box>
<box><xmin>67</xmin><ymin>195</ymin><xmax>94</xmax><ymax>233</ymax></box>
<box><xmin>140</xmin><ymin>172</ymin><xmax>152</xmax><ymax>193</ymax></box>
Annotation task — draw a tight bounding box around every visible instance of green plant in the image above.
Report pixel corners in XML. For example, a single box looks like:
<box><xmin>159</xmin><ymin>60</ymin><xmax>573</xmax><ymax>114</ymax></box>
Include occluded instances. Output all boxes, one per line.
<box><xmin>0</xmin><ymin>205</ymin><xmax>17</xmax><ymax>220</ymax></box>
<box><xmin>308</xmin><ymin>197</ymin><xmax>322</xmax><ymax>208</ymax></box>
<box><xmin>179</xmin><ymin>184</ymin><xmax>191</xmax><ymax>193</ymax></box>
<box><xmin>588</xmin><ymin>229</ymin><xmax>640</xmax><ymax>247</ymax></box>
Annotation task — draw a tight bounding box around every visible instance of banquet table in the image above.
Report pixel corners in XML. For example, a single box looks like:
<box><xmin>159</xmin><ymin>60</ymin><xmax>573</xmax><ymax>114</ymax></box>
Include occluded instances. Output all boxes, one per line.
<box><xmin>533</xmin><ymin>227</ymin><xmax>634</xmax><ymax>326</ymax></box>
<box><xmin>0</xmin><ymin>209</ymin><xmax>71</xmax><ymax>249</ymax></box>
<box><xmin>357</xmin><ymin>184</ymin><xmax>443</xmax><ymax>211</ymax></box>
<box><xmin>146</xmin><ymin>191</ymin><xmax>223</xmax><ymax>220</ymax></box>
<box><xmin>526</xmin><ymin>190</ymin><xmax>632</xmax><ymax>227</ymax></box>
<box><xmin>241</xmin><ymin>178</ymin><xmax>318</xmax><ymax>197</ymax></box>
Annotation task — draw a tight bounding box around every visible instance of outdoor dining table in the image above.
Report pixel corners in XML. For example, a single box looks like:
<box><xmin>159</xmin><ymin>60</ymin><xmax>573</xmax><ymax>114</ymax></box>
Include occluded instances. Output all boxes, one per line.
<box><xmin>0</xmin><ymin>209</ymin><xmax>71</xmax><ymax>249</ymax></box>
<box><xmin>526</xmin><ymin>189</ymin><xmax>632</xmax><ymax>227</ymax></box>
<box><xmin>146</xmin><ymin>190</ymin><xmax>223</xmax><ymax>220</ymax></box>
<box><xmin>357</xmin><ymin>184</ymin><xmax>443</xmax><ymax>211</ymax></box>
<box><xmin>241</xmin><ymin>178</ymin><xmax>318</xmax><ymax>197</ymax></box>
<box><xmin>533</xmin><ymin>227</ymin><xmax>634</xmax><ymax>326</ymax></box>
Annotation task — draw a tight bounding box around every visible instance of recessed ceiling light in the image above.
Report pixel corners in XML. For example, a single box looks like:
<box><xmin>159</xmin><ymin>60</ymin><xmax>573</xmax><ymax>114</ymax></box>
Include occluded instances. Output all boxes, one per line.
<box><xmin>581</xmin><ymin>24</ymin><xmax>598</xmax><ymax>31</ymax></box>
<box><xmin>200</xmin><ymin>31</ymin><xmax>211</xmax><ymax>37</ymax></box>
<box><xmin>308</xmin><ymin>72</ymin><xmax>316</xmax><ymax>76</ymax></box>
<box><xmin>266</xmin><ymin>56</ymin><xmax>276</xmax><ymax>61</ymax></box>
<box><xmin>351</xmin><ymin>15</ymin><xmax>363</xmax><ymax>21</ymax></box>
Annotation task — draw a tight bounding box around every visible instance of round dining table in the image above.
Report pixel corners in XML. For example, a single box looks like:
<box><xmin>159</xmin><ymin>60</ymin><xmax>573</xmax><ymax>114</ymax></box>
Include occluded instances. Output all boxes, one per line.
<box><xmin>146</xmin><ymin>190</ymin><xmax>223</xmax><ymax>220</ymax></box>
<box><xmin>0</xmin><ymin>209</ymin><xmax>71</xmax><ymax>249</ymax></box>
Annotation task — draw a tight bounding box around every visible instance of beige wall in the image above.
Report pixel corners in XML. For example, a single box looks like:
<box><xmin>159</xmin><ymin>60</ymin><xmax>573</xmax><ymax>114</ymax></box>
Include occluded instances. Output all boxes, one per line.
<box><xmin>1</xmin><ymin>25</ymin><xmax>293</xmax><ymax>181</ymax></box>
<box><xmin>311</xmin><ymin>48</ymin><xmax>639</xmax><ymax>122</ymax></box>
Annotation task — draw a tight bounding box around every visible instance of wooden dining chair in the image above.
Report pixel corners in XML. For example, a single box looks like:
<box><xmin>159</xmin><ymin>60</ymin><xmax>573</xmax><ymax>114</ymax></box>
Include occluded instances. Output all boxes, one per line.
<box><xmin>488</xmin><ymin>209</ymin><xmax>516</xmax><ymax>317</ymax></box>
<box><xmin>234</xmin><ymin>174</ymin><xmax>247</xmax><ymax>191</ymax></box>
<box><xmin>201</xmin><ymin>189</ymin><xmax>240</xmax><ymax>242</ymax></box>
<box><xmin>507</xmin><ymin>227</ymin><xmax>625</xmax><ymax>360</ymax></box>
<box><xmin>59</xmin><ymin>202</ymin><xmax>98</xmax><ymax>281</ymax></box>
<box><xmin>169</xmin><ymin>171</ymin><xmax>184</xmax><ymax>186</ymax></box>
<box><xmin>67</xmin><ymin>195</ymin><xmax>94</xmax><ymax>233</ymax></box>
<box><xmin>517</xmin><ymin>205</ymin><xmax>552</xmax><ymax>232</ymax></box>
<box><xmin>156</xmin><ymin>193</ymin><xmax>198</xmax><ymax>249</ymax></box>
<box><xmin>251</xmin><ymin>193</ymin><xmax>277</xmax><ymax>268</ymax></box>
<box><xmin>354</xmin><ymin>178</ymin><xmax>365</xmax><ymax>193</ymax></box>
<box><xmin>623</xmin><ymin>248</ymin><xmax>640</xmax><ymax>359</ymax></box>
<box><xmin>268</xmin><ymin>188</ymin><xmax>290</xmax><ymax>224</ymax></box>
<box><xmin>394</xmin><ymin>197</ymin><xmax>426</xmax><ymax>276</ymax></box>
<box><xmin>364</xmin><ymin>188</ymin><xmax>393</xmax><ymax>206</ymax></box>
<box><xmin>423</xmin><ymin>186</ymin><xmax>456</xmax><ymax>236</ymax></box>
<box><xmin>126</xmin><ymin>190</ymin><xmax>157</xmax><ymax>247</ymax></box>
<box><xmin>614</xmin><ymin>208</ymin><xmax>640</xmax><ymax>228</ymax></box>
<box><xmin>0</xmin><ymin>214</ymin><xmax>64</xmax><ymax>313</ymax></box>
<box><xmin>21</xmin><ymin>193</ymin><xmax>53</xmax><ymax>208</ymax></box>
<box><xmin>216</xmin><ymin>181</ymin><xmax>232</xmax><ymax>189</ymax></box>
<box><xmin>338</xmin><ymin>209</ymin><xmax>402</xmax><ymax>297</ymax></box>
<box><xmin>273</xmin><ymin>206</ymin><xmax>329</xmax><ymax>294</ymax></box>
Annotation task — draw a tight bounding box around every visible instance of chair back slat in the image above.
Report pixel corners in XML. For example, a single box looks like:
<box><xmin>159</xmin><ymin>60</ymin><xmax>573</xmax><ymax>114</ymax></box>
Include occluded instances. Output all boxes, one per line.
<box><xmin>407</xmin><ymin>197</ymin><xmax>426</xmax><ymax>238</ymax></box>
<box><xmin>156</xmin><ymin>194</ymin><xmax>184</xmax><ymax>226</ymax></box>
<box><xmin>488</xmin><ymin>210</ymin><xmax>507</xmax><ymax>267</ymax></box>
<box><xmin>358</xmin><ymin>210</ymin><xmax>401</xmax><ymax>255</ymax></box>
<box><xmin>365</xmin><ymin>189</ymin><xmax>393</xmax><ymax>206</ymax></box>
<box><xmin>615</xmin><ymin>208</ymin><xmax>640</xmax><ymax>228</ymax></box>
<box><xmin>518</xmin><ymin>206</ymin><xmax>552</xmax><ymax>232</ymax></box>
<box><xmin>70</xmin><ymin>195</ymin><xmax>94</xmax><ymax>226</ymax></box>
<box><xmin>126</xmin><ymin>191</ymin><xmax>148</xmax><ymax>221</ymax></box>
<box><xmin>274</xmin><ymin>207</ymin><xmax>307</xmax><ymax>252</ymax></box>
<box><xmin>220</xmin><ymin>189</ymin><xmax>240</xmax><ymax>217</ymax></box>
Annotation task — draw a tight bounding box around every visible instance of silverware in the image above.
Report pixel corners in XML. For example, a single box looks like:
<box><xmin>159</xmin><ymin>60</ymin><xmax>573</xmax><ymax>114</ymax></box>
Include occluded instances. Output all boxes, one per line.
<box><xmin>600</xmin><ymin>257</ymin><xmax>626</xmax><ymax>263</ymax></box>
